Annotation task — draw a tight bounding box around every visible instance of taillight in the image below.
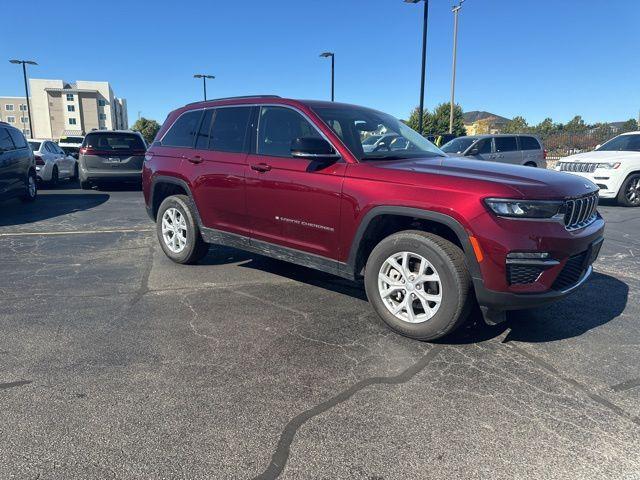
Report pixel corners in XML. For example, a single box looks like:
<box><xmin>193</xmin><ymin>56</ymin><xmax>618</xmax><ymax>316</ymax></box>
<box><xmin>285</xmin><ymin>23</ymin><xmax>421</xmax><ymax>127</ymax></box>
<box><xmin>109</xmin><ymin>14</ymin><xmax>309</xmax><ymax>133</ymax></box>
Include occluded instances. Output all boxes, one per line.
<box><xmin>543</xmin><ymin>149</ymin><xmax>548</xmax><ymax>159</ymax></box>
<box><xmin>35</xmin><ymin>154</ymin><xmax>45</xmax><ymax>166</ymax></box>
<box><xmin>79</xmin><ymin>147</ymin><xmax>89</xmax><ymax>155</ymax></box>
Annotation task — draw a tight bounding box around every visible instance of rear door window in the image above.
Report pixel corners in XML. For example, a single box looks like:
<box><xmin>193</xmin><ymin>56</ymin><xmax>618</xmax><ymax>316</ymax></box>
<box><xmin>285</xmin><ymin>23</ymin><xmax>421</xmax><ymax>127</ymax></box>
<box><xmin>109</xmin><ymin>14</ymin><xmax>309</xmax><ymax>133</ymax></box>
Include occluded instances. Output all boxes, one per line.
<box><xmin>519</xmin><ymin>136</ymin><xmax>541</xmax><ymax>150</ymax></box>
<box><xmin>7</xmin><ymin>129</ymin><xmax>27</xmax><ymax>149</ymax></box>
<box><xmin>0</xmin><ymin>127</ymin><xmax>15</xmax><ymax>151</ymax></box>
<box><xmin>161</xmin><ymin>110</ymin><xmax>203</xmax><ymax>148</ymax></box>
<box><xmin>494</xmin><ymin>136</ymin><xmax>517</xmax><ymax>152</ymax></box>
<box><xmin>208</xmin><ymin>107</ymin><xmax>252</xmax><ymax>153</ymax></box>
<box><xmin>84</xmin><ymin>133</ymin><xmax>146</xmax><ymax>152</ymax></box>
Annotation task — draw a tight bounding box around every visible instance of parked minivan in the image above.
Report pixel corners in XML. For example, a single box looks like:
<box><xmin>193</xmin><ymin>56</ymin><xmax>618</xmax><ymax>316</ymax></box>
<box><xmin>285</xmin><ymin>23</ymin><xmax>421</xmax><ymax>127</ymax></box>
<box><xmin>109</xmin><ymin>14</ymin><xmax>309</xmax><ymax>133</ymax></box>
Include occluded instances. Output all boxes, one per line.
<box><xmin>441</xmin><ymin>134</ymin><xmax>547</xmax><ymax>168</ymax></box>
<box><xmin>78</xmin><ymin>130</ymin><xmax>147</xmax><ymax>189</ymax></box>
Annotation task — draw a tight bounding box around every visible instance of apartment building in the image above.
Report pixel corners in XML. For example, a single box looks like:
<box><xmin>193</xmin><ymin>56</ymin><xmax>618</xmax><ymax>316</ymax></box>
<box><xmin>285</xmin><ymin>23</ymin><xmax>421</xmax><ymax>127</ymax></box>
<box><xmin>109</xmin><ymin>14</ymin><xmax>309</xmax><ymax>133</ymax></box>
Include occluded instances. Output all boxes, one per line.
<box><xmin>0</xmin><ymin>78</ymin><xmax>128</xmax><ymax>140</ymax></box>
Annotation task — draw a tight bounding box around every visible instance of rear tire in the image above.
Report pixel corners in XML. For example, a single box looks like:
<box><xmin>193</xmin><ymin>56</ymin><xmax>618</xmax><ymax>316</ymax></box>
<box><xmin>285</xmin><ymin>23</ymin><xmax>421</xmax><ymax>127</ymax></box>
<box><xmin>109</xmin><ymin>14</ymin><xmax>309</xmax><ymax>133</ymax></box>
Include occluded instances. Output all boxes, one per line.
<box><xmin>20</xmin><ymin>171</ymin><xmax>37</xmax><ymax>203</ymax></box>
<box><xmin>364</xmin><ymin>230</ymin><xmax>473</xmax><ymax>341</ymax></box>
<box><xmin>617</xmin><ymin>173</ymin><xmax>640</xmax><ymax>207</ymax></box>
<box><xmin>156</xmin><ymin>195</ymin><xmax>209</xmax><ymax>264</ymax></box>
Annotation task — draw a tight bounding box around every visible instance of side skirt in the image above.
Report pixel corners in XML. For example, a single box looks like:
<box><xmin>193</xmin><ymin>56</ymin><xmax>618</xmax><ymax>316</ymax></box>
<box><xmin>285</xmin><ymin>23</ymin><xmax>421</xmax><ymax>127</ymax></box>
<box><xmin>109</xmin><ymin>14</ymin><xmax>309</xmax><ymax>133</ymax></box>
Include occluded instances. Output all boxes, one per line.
<box><xmin>200</xmin><ymin>226</ymin><xmax>355</xmax><ymax>280</ymax></box>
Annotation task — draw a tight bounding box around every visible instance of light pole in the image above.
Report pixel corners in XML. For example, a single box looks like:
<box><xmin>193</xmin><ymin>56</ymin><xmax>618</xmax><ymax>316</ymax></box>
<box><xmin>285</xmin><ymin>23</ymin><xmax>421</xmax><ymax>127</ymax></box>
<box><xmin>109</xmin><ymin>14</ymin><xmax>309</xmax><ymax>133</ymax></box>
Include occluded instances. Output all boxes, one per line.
<box><xmin>319</xmin><ymin>52</ymin><xmax>335</xmax><ymax>101</ymax></box>
<box><xmin>9</xmin><ymin>59</ymin><xmax>37</xmax><ymax>139</ymax></box>
<box><xmin>193</xmin><ymin>74</ymin><xmax>215</xmax><ymax>101</ymax></box>
<box><xmin>449</xmin><ymin>0</ymin><xmax>464</xmax><ymax>134</ymax></box>
<box><xmin>404</xmin><ymin>0</ymin><xmax>429</xmax><ymax>135</ymax></box>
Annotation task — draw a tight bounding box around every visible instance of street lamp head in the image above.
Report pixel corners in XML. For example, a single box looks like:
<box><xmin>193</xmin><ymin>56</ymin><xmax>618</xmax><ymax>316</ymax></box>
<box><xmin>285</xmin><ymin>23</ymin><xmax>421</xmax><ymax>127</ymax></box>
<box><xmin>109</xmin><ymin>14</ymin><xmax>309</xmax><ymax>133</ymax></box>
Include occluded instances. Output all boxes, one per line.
<box><xmin>404</xmin><ymin>0</ymin><xmax>423</xmax><ymax>3</ymax></box>
<box><xmin>9</xmin><ymin>59</ymin><xmax>37</xmax><ymax>65</ymax></box>
<box><xmin>319</xmin><ymin>52</ymin><xmax>334</xmax><ymax>58</ymax></box>
<box><xmin>194</xmin><ymin>74</ymin><xmax>215</xmax><ymax>79</ymax></box>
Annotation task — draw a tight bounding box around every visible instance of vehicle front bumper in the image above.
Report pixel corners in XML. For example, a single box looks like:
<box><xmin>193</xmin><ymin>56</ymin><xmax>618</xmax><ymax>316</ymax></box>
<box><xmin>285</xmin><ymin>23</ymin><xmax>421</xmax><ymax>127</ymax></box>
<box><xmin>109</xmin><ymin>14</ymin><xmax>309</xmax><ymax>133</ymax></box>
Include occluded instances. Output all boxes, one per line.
<box><xmin>554</xmin><ymin>169</ymin><xmax>621</xmax><ymax>198</ymax></box>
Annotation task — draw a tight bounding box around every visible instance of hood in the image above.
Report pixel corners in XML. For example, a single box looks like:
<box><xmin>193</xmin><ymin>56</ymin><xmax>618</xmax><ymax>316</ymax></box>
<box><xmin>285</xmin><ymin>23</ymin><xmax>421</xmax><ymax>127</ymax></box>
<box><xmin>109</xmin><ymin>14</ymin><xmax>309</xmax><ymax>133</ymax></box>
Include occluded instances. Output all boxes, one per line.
<box><xmin>562</xmin><ymin>150</ymin><xmax>640</xmax><ymax>162</ymax></box>
<box><xmin>374</xmin><ymin>155</ymin><xmax>598</xmax><ymax>199</ymax></box>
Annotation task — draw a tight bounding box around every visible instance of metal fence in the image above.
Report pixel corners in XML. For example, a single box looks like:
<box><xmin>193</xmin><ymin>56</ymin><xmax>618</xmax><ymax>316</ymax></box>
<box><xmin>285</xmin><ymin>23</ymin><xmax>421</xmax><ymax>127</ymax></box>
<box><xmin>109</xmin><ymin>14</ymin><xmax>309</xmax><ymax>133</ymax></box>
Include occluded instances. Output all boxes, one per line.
<box><xmin>540</xmin><ymin>130</ymin><xmax>634</xmax><ymax>160</ymax></box>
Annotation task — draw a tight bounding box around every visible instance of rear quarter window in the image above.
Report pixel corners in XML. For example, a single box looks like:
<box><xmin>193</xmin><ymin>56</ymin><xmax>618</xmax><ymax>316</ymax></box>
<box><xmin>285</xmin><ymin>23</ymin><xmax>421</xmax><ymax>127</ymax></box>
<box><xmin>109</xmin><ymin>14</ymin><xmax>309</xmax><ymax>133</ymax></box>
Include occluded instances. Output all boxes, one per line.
<box><xmin>519</xmin><ymin>136</ymin><xmax>541</xmax><ymax>150</ymax></box>
<box><xmin>161</xmin><ymin>110</ymin><xmax>203</xmax><ymax>148</ymax></box>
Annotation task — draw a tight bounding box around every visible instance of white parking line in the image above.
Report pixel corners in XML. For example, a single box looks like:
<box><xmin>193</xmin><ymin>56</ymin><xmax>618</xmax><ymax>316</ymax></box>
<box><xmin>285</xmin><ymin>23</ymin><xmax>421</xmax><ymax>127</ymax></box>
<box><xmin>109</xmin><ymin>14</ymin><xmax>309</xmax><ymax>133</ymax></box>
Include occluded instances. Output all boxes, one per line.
<box><xmin>0</xmin><ymin>228</ymin><xmax>154</xmax><ymax>237</ymax></box>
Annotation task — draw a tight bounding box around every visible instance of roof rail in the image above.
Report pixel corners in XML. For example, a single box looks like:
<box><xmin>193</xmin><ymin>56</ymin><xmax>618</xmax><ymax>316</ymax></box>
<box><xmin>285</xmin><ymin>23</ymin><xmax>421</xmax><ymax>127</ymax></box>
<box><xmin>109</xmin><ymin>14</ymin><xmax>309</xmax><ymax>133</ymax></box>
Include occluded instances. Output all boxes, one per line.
<box><xmin>186</xmin><ymin>95</ymin><xmax>281</xmax><ymax>106</ymax></box>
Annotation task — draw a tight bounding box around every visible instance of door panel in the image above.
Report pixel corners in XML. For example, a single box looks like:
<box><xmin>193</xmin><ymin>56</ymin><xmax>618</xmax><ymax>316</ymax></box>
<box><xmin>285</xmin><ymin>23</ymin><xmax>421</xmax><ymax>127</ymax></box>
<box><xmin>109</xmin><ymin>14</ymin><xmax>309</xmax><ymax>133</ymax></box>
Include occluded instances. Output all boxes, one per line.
<box><xmin>494</xmin><ymin>136</ymin><xmax>520</xmax><ymax>164</ymax></box>
<box><xmin>468</xmin><ymin>138</ymin><xmax>494</xmax><ymax>162</ymax></box>
<box><xmin>245</xmin><ymin>106</ymin><xmax>344</xmax><ymax>259</ymax></box>
<box><xmin>187</xmin><ymin>106</ymin><xmax>252</xmax><ymax>235</ymax></box>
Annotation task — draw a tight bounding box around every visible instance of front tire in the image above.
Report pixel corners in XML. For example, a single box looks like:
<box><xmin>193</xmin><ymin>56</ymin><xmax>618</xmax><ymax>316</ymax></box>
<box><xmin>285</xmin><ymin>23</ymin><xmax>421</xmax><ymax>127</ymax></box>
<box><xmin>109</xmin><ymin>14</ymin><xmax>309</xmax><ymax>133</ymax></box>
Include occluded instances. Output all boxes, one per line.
<box><xmin>156</xmin><ymin>195</ymin><xmax>209</xmax><ymax>264</ymax></box>
<box><xmin>364</xmin><ymin>230</ymin><xmax>473</xmax><ymax>341</ymax></box>
<box><xmin>71</xmin><ymin>163</ymin><xmax>79</xmax><ymax>182</ymax></box>
<box><xmin>617</xmin><ymin>173</ymin><xmax>640</xmax><ymax>207</ymax></box>
<box><xmin>49</xmin><ymin>166</ymin><xmax>59</xmax><ymax>188</ymax></box>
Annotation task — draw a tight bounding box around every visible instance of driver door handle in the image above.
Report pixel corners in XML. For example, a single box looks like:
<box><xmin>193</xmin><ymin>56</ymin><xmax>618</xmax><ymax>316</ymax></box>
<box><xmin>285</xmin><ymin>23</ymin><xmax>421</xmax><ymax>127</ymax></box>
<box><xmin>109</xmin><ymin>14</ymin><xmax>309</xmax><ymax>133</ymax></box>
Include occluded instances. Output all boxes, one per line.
<box><xmin>251</xmin><ymin>163</ymin><xmax>272</xmax><ymax>173</ymax></box>
<box><xmin>187</xmin><ymin>155</ymin><xmax>203</xmax><ymax>164</ymax></box>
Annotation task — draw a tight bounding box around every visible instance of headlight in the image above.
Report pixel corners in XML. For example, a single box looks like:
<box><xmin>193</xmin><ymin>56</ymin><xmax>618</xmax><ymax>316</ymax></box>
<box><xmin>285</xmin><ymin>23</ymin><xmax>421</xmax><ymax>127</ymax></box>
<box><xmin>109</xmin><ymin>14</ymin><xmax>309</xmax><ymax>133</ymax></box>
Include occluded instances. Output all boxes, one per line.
<box><xmin>596</xmin><ymin>162</ymin><xmax>620</xmax><ymax>169</ymax></box>
<box><xmin>484</xmin><ymin>198</ymin><xmax>564</xmax><ymax>218</ymax></box>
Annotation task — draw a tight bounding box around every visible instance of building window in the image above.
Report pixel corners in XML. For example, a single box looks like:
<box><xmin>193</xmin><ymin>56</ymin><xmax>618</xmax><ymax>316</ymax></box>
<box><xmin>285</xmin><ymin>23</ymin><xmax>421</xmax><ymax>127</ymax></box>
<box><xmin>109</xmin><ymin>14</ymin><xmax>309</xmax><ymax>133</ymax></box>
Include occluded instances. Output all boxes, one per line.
<box><xmin>21</xmin><ymin>117</ymin><xmax>28</xmax><ymax>124</ymax></box>
<box><xmin>5</xmin><ymin>104</ymin><xmax>14</xmax><ymax>111</ymax></box>
<box><xmin>24</xmin><ymin>130</ymin><xmax>30</xmax><ymax>137</ymax></box>
<box><xmin>66</xmin><ymin>93</ymin><xmax>74</xmax><ymax>101</ymax></box>
<box><xmin>99</xmin><ymin>113</ymin><xmax>107</xmax><ymax>120</ymax></box>
<box><xmin>98</xmin><ymin>99</ymin><xmax>106</xmax><ymax>107</ymax></box>
<box><xmin>67</xmin><ymin>105</ymin><xmax>75</xmax><ymax>112</ymax></box>
<box><xmin>6</xmin><ymin>116</ymin><xmax>15</xmax><ymax>123</ymax></box>
<box><xmin>68</xmin><ymin>118</ymin><xmax>77</xmax><ymax>125</ymax></box>
<box><xmin>19</xmin><ymin>104</ymin><xmax>27</xmax><ymax>111</ymax></box>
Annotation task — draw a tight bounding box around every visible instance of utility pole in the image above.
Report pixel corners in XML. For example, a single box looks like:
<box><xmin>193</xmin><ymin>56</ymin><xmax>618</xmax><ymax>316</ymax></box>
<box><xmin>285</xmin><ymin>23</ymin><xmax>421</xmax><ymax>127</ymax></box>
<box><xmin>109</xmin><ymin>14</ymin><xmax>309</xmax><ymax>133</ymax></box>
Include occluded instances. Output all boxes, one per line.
<box><xmin>9</xmin><ymin>59</ymin><xmax>37</xmax><ymax>138</ymax></box>
<box><xmin>449</xmin><ymin>1</ymin><xmax>464</xmax><ymax>134</ymax></box>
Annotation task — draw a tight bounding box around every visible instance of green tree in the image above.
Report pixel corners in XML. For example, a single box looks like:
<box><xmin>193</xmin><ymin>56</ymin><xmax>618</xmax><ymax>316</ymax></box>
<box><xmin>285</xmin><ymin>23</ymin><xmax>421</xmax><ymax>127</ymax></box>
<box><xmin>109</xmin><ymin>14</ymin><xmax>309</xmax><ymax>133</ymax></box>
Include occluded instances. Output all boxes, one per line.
<box><xmin>131</xmin><ymin>117</ymin><xmax>161</xmax><ymax>144</ymax></box>
<box><xmin>428</xmin><ymin>103</ymin><xmax>466</xmax><ymax>136</ymax></box>
<box><xmin>564</xmin><ymin>115</ymin><xmax>588</xmax><ymax>133</ymax></box>
<box><xmin>620</xmin><ymin>118</ymin><xmax>639</xmax><ymax>133</ymax></box>
<box><xmin>534</xmin><ymin>117</ymin><xmax>557</xmax><ymax>136</ymax></box>
<box><xmin>501</xmin><ymin>116</ymin><xmax>530</xmax><ymax>133</ymax></box>
<box><xmin>406</xmin><ymin>107</ymin><xmax>432</xmax><ymax>134</ymax></box>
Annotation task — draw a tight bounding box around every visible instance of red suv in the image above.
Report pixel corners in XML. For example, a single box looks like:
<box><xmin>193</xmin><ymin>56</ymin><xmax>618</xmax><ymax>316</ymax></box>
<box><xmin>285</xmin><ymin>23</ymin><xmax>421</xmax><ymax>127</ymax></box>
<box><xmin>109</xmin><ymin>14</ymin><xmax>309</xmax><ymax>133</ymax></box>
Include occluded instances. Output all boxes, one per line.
<box><xmin>143</xmin><ymin>96</ymin><xmax>604</xmax><ymax>340</ymax></box>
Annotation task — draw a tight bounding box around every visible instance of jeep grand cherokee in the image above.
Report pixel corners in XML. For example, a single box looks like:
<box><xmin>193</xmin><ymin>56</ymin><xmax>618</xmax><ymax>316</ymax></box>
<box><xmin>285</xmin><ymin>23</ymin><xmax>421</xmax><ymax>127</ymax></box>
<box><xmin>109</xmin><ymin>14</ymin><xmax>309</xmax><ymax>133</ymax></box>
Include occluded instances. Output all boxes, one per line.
<box><xmin>142</xmin><ymin>96</ymin><xmax>604</xmax><ymax>340</ymax></box>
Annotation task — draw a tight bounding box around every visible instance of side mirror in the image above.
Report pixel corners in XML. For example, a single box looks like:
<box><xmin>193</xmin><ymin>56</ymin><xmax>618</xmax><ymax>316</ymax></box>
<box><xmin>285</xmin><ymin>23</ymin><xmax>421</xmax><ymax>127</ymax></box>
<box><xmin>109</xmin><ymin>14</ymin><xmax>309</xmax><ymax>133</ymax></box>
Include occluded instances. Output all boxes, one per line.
<box><xmin>291</xmin><ymin>137</ymin><xmax>340</xmax><ymax>163</ymax></box>
<box><xmin>467</xmin><ymin>147</ymin><xmax>480</xmax><ymax>156</ymax></box>
<box><xmin>595</xmin><ymin>144</ymin><xmax>601</xmax><ymax>150</ymax></box>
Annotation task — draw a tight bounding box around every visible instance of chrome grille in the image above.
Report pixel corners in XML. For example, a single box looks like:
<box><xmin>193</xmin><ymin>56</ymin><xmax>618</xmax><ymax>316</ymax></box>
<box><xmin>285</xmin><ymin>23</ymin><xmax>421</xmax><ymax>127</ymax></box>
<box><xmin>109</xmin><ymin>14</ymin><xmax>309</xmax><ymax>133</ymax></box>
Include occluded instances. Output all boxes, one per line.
<box><xmin>558</xmin><ymin>162</ymin><xmax>598</xmax><ymax>173</ymax></box>
<box><xmin>564</xmin><ymin>193</ymin><xmax>598</xmax><ymax>231</ymax></box>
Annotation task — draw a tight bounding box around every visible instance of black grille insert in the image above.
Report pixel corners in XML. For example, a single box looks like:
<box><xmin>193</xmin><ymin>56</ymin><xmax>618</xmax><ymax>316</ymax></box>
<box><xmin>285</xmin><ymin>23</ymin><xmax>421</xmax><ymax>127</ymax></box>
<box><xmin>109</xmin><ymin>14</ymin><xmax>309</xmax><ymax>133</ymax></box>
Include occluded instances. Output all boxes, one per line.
<box><xmin>507</xmin><ymin>265</ymin><xmax>545</xmax><ymax>285</ymax></box>
<box><xmin>552</xmin><ymin>252</ymin><xmax>588</xmax><ymax>290</ymax></box>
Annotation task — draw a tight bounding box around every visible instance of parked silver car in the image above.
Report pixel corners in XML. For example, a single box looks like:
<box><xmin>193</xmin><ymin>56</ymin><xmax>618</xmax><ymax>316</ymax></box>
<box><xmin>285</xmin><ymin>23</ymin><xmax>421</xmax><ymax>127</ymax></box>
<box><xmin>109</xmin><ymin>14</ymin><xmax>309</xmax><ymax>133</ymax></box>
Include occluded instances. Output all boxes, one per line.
<box><xmin>441</xmin><ymin>134</ymin><xmax>547</xmax><ymax>168</ymax></box>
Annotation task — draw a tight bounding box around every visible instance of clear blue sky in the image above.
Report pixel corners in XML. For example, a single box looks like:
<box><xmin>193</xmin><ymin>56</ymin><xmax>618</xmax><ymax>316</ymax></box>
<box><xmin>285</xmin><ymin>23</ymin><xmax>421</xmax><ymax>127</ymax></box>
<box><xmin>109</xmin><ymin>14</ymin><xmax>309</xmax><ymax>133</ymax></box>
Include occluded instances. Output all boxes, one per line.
<box><xmin>1</xmin><ymin>0</ymin><xmax>638</xmax><ymax>127</ymax></box>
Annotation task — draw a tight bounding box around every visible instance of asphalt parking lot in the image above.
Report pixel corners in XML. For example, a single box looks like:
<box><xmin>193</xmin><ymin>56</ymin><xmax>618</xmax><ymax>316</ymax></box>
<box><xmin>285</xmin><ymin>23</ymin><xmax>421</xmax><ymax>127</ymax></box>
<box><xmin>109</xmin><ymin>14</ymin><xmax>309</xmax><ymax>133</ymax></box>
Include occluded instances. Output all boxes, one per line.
<box><xmin>1</xmin><ymin>185</ymin><xmax>639</xmax><ymax>480</ymax></box>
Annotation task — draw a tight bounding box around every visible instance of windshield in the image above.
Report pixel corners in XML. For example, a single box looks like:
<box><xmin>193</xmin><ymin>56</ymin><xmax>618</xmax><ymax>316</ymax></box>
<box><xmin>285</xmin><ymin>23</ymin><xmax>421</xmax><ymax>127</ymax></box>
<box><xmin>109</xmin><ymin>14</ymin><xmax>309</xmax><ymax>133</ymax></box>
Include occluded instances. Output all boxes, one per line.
<box><xmin>311</xmin><ymin>104</ymin><xmax>445</xmax><ymax>161</ymax></box>
<box><xmin>362</xmin><ymin>135</ymin><xmax>381</xmax><ymax>145</ymax></box>
<box><xmin>28</xmin><ymin>141</ymin><xmax>41</xmax><ymax>151</ymax></box>
<box><xmin>596</xmin><ymin>134</ymin><xmax>640</xmax><ymax>152</ymax></box>
<box><xmin>441</xmin><ymin>137</ymin><xmax>475</xmax><ymax>154</ymax></box>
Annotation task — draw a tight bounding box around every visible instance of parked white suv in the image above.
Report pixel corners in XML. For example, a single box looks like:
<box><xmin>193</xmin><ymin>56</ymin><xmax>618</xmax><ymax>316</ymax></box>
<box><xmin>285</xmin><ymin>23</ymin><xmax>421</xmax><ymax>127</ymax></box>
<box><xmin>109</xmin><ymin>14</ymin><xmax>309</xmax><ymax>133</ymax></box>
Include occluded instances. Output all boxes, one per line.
<box><xmin>555</xmin><ymin>131</ymin><xmax>640</xmax><ymax>206</ymax></box>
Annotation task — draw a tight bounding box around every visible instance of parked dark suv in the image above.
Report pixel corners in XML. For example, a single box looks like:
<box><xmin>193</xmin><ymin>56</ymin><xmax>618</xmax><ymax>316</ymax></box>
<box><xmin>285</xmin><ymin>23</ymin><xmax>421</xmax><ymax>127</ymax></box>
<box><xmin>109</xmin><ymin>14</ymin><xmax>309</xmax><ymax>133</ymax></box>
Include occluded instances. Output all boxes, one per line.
<box><xmin>79</xmin><ymin>130</ymin><xmax>147</xmax><ymax>189</ymax></box>
<box><xmin>143</xmin><ymin>96</ymin><xmax>604</xmax><ymax>340</ymax></box>
<box><xmin>0</xmin><ymin>122</ymin><xmax>37</xmax><ymax>203</ymax></box>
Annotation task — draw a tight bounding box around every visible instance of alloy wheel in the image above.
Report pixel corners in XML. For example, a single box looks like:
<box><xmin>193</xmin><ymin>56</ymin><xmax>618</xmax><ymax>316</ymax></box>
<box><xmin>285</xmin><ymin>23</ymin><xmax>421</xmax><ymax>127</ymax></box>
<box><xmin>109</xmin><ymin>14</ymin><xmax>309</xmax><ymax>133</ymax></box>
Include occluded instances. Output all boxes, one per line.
<box><xmin>377</xmin><ymin>251</ymin><xmax>443</xmax><ymax>324</ymax></box>
<box><xmin>626</xmin><ymin>177</ymin><xmax>640</xmax><ymax>205</ymax></box>
<box><xmin>28</xmin><ymin>175</ymin><xmax>36</xmax><ymax>198</ymax></box>
<box><xmin>161</xmin><ymin>207</ymin><xmax>188</xmax><ymax>253</ymax></box>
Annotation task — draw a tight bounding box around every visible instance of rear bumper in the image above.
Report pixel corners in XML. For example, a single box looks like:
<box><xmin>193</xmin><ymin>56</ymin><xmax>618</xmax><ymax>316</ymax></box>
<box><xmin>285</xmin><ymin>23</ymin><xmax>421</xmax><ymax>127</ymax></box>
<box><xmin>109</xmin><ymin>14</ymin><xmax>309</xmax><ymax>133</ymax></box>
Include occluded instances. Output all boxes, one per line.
<box><xmin>80</xmin><ymin>167</ymin><xmax>142</xmax><ymax>182</ymax></box>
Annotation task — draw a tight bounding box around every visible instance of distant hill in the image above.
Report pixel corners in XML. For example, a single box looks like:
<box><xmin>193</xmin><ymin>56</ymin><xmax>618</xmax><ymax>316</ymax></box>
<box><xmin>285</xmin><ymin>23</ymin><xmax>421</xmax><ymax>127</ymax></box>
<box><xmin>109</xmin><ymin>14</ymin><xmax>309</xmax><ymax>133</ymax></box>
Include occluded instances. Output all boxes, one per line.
<box><xmin>463</xmin><ymin>111</ymin><xmax>510</xmax><ymax>124</ymax></box>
